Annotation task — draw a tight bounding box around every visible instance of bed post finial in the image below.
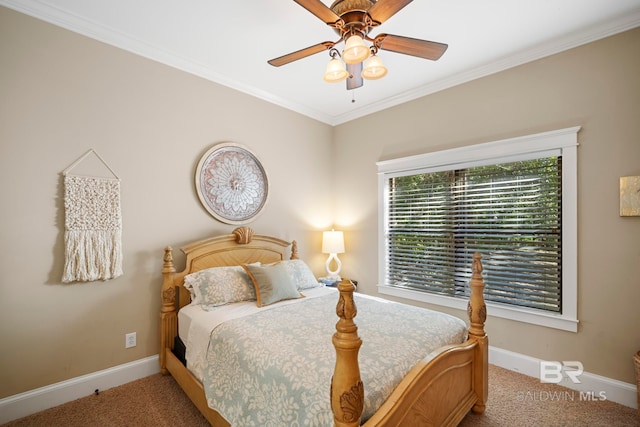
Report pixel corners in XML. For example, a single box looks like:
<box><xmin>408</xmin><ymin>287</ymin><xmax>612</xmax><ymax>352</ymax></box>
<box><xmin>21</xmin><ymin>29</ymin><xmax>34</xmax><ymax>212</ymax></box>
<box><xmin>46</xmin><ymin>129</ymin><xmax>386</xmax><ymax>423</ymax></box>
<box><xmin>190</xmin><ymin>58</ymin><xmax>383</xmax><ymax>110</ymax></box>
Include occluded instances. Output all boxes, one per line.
<box><xmin>290</xmin><ymin>240</ymin><xmax>299</xmax><ymax>259</ymax></box>
<box><xmin>161</xmin><ymin>247</ymin><xmax>176</xmax><ymax>310</ymax></box>
<box><xmin>233</xmin><ymin>227</ymin><xmax>254</xmax><ymax>244</ymax></box>
<box><xmin>331</xmin><ymin>279</ymin><xmax>364</xmax><ymax>427</ymax></box>
<box><xmin>467</xmin><ymin>252</ymin><xmax>489</xmax><ymax>414</ymax></box>
<box><xmin>160</xmin><ymin>246</ymin><xmax>177</xmax><ymax>375</ymax></box>
<box><xmin>467</xmin><ymin>252</ymin><xmax>487</xmax><ymax>338</ymax></box>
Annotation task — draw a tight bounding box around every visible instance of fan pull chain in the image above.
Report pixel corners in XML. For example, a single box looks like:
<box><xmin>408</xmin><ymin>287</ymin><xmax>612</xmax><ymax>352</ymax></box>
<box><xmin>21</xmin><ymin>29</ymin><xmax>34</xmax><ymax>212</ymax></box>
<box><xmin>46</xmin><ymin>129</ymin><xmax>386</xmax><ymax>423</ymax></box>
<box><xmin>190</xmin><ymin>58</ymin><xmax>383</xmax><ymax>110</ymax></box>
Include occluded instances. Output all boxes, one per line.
<box><xmin>351</xmin><ymin>91</ymin><xmax>356</xmax><ymax>103</ymax></box>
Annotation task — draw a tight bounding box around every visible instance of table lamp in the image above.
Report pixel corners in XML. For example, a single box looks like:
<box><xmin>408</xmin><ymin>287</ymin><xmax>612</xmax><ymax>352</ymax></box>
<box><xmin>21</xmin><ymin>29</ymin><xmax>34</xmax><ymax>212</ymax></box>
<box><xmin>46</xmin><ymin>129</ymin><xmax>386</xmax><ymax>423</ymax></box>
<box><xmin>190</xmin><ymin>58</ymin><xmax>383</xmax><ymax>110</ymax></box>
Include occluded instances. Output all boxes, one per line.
<box><xmin>322</xmin><ymin>229</ymin><xmax>345</xmax><ymax>281</ymax></box>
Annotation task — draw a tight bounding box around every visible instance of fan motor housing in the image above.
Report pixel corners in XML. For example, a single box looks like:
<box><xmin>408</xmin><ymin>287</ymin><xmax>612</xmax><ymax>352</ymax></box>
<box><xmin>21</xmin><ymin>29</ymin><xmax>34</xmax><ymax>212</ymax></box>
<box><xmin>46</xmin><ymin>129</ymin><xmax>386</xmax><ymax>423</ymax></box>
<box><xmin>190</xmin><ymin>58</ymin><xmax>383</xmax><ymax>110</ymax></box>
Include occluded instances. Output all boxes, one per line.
<box><xmin>330</xmin><ymin>0</ymin><xmax>376</xmax><ymax>37</ymax></box>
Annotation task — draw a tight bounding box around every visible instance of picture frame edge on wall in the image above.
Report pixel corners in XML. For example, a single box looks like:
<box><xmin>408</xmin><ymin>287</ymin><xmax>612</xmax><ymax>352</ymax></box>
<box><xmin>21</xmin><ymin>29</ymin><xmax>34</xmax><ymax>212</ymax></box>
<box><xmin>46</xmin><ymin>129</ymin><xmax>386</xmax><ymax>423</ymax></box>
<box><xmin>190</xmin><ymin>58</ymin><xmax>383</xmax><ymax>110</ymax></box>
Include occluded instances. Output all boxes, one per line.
<box><xmin>619</xmin><ymin>175</ymin><xmax>640</xmax><ymax>217</ymax></box>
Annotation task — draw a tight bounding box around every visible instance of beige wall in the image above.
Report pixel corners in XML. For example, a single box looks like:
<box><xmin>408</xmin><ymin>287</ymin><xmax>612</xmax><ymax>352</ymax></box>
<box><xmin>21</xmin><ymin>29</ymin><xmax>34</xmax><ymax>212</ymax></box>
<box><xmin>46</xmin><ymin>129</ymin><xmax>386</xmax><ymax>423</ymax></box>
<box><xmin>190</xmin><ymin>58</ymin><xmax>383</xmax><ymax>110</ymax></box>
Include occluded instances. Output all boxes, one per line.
<box><xmin>1</xmin><ymin>5</ymin><xmax>639</xmax><ymax>399</ymax></box>
<box><xmin>0</xmin><ymin>7</ymin><xmax>334</xmax><ymax>398</ymax></box>
<box><xmin>333</xmin><ymin>27</ymin><xmax>640</xmax><ymax>384</ymax></box>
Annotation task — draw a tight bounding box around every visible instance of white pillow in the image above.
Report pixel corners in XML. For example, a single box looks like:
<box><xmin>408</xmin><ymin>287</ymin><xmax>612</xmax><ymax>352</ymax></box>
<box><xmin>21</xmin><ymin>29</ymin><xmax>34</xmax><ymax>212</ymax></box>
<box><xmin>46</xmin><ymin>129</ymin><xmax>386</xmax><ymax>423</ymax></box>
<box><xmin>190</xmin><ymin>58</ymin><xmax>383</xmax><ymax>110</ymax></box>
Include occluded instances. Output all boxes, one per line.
<box><xmin>184</xmin><ymin>266</ymin><xmax>256</xmax><ymax>309</ymax></box>
<box><xmin>279</xmin><ymin>259</ymin><xmax>321</xmax><ymax>290</ymax></box>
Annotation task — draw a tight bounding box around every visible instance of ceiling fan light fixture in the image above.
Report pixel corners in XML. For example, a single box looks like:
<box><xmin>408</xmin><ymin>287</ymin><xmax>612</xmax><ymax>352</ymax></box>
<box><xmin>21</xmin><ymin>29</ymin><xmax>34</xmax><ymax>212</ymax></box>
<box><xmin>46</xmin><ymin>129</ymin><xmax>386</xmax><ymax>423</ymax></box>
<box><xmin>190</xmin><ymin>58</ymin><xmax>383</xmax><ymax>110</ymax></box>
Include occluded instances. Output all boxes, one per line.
<box><xmin>323</xmin><ymin>57</ymin><xmax>349</xmax><ymax>82</ymax></box>
<box><xmin>342</xmin><ymin>34</ymin><xmax>370</xmax><ymax>64</ymax></box>
<box><xmin>267</xmin><ymin>0</ymin><xmax>448</xmax><ymax>92</ymax></box>
<box><xmin>362</xmin><ymin>54</ymin><xmax>387</xmax><ymax>80</ymax></box>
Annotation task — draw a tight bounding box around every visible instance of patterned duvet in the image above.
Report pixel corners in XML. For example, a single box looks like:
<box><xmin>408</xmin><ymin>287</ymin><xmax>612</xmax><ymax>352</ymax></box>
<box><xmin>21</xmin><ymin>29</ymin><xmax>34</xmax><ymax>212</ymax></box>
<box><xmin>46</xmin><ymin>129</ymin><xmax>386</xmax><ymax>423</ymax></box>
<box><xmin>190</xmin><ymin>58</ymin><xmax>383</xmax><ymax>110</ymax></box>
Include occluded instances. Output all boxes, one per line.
<box><xmin>202</xmin><ymin>292</ymin><xmax>467</xmax><ymax>427</ymax></box>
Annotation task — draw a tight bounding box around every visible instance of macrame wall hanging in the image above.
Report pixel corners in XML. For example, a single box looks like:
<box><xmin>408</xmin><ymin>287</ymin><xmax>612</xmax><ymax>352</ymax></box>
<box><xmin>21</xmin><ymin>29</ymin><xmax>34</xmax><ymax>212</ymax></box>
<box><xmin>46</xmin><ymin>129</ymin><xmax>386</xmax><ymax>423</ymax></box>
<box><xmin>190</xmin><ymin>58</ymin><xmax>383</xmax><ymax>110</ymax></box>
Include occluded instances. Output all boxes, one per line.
<box><xmin>61</xmin><ymin>149</ymin><xmax>123</xmax><ymax>283</ymax></box>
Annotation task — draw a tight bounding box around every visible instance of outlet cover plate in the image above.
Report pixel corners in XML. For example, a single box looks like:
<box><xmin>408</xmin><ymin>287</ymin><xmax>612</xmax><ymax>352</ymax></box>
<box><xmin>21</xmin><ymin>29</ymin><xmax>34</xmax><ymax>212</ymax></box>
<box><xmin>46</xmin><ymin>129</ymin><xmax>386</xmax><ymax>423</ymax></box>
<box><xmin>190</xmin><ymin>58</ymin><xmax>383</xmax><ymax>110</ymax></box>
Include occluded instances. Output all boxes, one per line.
<box><xmin>125</xmin><ymin>332</ymin><xmax>136</xmax><ymax>348</ymax></box>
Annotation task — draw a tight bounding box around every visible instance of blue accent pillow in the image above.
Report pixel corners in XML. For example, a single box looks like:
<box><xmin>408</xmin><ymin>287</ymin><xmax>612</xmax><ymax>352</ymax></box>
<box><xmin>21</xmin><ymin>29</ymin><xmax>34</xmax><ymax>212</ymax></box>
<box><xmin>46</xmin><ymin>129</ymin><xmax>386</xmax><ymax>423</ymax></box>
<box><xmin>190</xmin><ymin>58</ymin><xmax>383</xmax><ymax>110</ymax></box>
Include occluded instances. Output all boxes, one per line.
<box><xmin>242</xmin><ymin>263</ymin><xmax>303</xmax><ymax>307</ymax></box>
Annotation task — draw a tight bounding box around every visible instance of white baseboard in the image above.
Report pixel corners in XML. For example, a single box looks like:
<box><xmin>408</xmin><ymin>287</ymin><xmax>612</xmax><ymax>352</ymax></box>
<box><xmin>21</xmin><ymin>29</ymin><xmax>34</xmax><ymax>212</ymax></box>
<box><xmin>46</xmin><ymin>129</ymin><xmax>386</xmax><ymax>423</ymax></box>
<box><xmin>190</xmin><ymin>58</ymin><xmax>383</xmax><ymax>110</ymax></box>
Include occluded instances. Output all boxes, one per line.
<box><xmin>0</xmin><ymin>355</ymin><xmax>159</xmax><ymax>424</ymax></box>
<box><xmin>490</xmin><ymin>346</ymin><xmax>638</xmax><ymax>409</ymax></box>
<box><xmin>1</xmin><ymin>349</ymin><xmax>636</xmax><ymax>424</ymax></box>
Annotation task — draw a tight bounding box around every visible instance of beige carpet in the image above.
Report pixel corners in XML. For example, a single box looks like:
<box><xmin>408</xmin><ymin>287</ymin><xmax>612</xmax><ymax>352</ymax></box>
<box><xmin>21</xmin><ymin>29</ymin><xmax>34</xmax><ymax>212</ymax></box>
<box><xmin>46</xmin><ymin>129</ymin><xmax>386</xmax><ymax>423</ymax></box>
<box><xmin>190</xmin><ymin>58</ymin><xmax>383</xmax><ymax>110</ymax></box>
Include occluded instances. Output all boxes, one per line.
<box><xmin>458</xmin><ymin>365</ymin><xmax>638</xmax><ymax>427</ymax></box>
<box><xmin>3</xmin><ymin>365</ymin><xmax>638</xmax><ymax>426</ymax></box>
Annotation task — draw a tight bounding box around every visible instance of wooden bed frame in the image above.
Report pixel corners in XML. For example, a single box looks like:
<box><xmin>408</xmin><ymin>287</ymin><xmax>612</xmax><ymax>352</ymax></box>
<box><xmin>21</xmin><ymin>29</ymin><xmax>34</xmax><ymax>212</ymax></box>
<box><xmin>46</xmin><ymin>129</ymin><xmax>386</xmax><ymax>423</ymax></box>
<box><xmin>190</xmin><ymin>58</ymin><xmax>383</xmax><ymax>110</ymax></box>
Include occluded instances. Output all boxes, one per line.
<box><xmin>160</xmin><ymin>227</ymin><xmax>488</xmax><ymax>426</ymax></box>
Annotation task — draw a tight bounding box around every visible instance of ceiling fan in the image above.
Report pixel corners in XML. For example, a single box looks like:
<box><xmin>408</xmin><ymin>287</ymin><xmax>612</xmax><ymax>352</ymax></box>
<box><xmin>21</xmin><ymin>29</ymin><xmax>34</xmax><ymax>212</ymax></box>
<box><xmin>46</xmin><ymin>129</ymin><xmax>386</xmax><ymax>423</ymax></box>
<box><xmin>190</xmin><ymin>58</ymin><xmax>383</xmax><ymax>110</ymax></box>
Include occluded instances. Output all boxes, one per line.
<box><xmin>268</xmin><ymin>0</ymin><xmax>448</xmax><ymax>90</ymax></box>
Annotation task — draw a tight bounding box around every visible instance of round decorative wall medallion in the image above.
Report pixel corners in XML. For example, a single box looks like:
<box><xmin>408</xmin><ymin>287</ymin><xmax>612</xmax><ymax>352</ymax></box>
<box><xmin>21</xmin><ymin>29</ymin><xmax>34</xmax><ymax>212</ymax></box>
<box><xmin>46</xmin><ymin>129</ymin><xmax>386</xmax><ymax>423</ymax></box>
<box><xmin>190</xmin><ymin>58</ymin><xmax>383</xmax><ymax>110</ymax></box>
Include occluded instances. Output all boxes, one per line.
<box><xmin>195</xmin><ymin>143</ymin><xmax>269</xmax><ymax>224</ymax></box>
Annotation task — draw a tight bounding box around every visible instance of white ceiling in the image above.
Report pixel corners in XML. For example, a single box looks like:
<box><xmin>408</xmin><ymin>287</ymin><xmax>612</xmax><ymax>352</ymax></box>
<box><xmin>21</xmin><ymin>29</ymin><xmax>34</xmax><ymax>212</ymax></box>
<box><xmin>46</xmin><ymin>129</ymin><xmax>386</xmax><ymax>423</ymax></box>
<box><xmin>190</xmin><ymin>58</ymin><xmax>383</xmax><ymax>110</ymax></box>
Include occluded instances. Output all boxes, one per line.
<box><xmin>3</xmin><ymin>0</ymin><xmax>640</xmax><ymax>125</ymax></box>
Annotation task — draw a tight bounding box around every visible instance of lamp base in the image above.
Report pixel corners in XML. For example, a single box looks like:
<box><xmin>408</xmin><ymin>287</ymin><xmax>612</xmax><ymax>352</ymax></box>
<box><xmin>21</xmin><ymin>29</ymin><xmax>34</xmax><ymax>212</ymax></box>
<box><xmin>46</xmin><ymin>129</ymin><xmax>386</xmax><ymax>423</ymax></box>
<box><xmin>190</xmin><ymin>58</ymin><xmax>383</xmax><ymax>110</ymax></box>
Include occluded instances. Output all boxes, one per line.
<box><xmin>325</xmin><ymin>253</ymin><xmax>342</xmax><ymax>282</ymax></box>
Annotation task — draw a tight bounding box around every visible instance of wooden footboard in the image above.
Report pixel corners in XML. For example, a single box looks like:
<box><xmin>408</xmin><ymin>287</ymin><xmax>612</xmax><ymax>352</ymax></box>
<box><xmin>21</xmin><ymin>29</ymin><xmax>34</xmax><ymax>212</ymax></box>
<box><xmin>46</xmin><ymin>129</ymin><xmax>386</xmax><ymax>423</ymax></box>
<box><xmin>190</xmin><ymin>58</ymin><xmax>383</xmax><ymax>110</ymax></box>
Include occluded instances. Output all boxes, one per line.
<box><xmin>159</xmin><ymin>228</ymin><xmax>488</xmax><ymax>427</ymax></box>
<box><xmin>332</xmin><ymin>252</ymin><xmax>488</xmax><ymax>427</ymax></box>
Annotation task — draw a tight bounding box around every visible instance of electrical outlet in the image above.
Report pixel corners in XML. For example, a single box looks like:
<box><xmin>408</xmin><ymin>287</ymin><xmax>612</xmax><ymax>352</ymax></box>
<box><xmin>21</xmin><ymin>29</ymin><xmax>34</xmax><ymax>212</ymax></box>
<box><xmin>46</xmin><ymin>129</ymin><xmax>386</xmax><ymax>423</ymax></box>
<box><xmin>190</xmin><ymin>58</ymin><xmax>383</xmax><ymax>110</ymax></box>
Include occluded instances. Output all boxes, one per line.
<box><xmin>125</xmin><ymin>332</ymin><xmax>136</xmax><ymax>348</ymax></box>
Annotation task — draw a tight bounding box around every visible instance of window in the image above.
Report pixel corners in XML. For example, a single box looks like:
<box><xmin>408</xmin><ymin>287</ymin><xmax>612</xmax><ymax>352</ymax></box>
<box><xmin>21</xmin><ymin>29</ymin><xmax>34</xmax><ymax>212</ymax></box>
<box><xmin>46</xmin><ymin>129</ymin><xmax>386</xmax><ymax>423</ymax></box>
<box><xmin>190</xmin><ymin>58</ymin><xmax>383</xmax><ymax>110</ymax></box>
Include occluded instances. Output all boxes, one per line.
<box><xmin>377</xmin><ymin>127</ymin><xmax>579</xmax><ymax>332</ymax></box>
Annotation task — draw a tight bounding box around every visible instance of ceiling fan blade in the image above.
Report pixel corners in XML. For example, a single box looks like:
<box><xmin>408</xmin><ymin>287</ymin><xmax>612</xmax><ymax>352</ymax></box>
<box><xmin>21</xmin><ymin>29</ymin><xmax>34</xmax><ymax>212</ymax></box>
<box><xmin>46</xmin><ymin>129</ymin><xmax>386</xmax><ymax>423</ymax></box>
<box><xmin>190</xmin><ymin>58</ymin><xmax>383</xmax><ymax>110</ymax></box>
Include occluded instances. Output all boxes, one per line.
<box><xmin>367</xmin><ymin>0</ymin><xmax>413</xmax><ymax>24</ymax></box>
<box><xmin>375</xmin><ymin>34</ymin><xmax>448</xmax><ymax>60</ymax></box>
<box><xmin>346</xmin><ymin>62</ymin><xmax>363</xmax><ymax>90</ymax></box>
<box><xmin>268</xmin><ymin>42</ymin><xmax>334</xmax><ymax>67</ymax></box>
<box><xmin>294</xmin><ymin>0</ymin><xmax>341</xmax><ymax>25</ymax></box>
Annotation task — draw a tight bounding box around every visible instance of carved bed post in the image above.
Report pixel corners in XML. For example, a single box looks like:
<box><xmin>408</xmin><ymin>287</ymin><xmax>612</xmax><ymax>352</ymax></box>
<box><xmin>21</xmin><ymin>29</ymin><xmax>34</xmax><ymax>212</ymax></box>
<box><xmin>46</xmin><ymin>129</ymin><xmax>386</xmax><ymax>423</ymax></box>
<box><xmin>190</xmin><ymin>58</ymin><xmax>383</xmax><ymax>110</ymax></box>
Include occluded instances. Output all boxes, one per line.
<box><xmin>160</xmin><ymin>246</ymin><xmax>177</xmax><ymax>375</ymax></box>
<box><xmin>331</xmin><ymin>279</ymin><xmax>364</xmax><ymax>427</ymax></box>
<box><xmin>467</xmin><ymin>252</ymin><xmax>489</xmax><ymax>414</ymax></box>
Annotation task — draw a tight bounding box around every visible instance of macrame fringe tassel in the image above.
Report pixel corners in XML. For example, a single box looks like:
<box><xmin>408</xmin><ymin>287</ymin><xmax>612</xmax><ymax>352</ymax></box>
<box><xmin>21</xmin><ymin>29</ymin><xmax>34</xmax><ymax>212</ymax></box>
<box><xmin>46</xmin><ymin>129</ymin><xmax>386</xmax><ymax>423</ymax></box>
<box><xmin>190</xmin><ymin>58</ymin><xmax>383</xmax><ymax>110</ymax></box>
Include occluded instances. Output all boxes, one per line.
<box><xmin>62</xmin><ymin>229</ymin><xmax>123</xmax><ymax>283</ymax></box>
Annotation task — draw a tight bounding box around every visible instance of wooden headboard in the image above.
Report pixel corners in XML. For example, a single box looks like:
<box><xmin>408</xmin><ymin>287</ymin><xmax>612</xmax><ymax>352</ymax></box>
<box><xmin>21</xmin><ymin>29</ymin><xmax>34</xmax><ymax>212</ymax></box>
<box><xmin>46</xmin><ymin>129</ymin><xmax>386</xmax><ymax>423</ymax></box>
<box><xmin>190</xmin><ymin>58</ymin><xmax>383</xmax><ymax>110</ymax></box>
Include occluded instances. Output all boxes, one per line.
<box><xmin>162</xmin><ymin>226</ymin><xmax>298</xmax><ymax>310</ymax></box>
<box><xmin>159</xmin><ymin>227</ymin><xmax>298</xmax><ymax>371</ymax></box>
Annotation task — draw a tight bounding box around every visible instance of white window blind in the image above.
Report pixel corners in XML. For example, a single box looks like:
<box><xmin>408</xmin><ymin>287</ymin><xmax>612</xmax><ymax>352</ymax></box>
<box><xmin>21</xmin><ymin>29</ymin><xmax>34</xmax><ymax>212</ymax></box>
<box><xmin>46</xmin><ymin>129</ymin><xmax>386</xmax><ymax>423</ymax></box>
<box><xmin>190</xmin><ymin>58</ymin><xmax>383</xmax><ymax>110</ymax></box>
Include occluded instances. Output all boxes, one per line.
<box><xmin>377</xmin><ymin>127</ymin><xmax>579</xmax><ymax>332</ymax></box>
<box><xmin>387</xmin><ymin>157</ymin><xmax>562</xmax><ymax>312</ymax></box>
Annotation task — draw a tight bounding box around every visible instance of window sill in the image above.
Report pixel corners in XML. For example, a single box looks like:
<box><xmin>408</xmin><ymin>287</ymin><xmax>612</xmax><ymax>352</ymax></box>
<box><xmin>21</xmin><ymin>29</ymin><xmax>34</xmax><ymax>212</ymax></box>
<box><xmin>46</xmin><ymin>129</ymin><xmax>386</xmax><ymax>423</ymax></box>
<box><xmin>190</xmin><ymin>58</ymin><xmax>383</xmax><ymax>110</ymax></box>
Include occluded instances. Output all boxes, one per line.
<box><xmin>377</xmin><ymin>285</ymin><xmax>578</xmax><ymax>333</ymax></box>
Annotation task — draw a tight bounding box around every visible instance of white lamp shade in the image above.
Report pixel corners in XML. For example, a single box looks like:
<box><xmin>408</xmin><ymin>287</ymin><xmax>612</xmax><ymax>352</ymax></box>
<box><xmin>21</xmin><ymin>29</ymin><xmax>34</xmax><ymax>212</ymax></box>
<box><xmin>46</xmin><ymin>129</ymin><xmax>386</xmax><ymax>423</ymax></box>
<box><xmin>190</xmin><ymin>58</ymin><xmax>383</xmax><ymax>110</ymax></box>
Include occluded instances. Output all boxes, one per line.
<box><xmin>362</xmin><ymin>54</ymin><xmax>387</xmax><ymax>80</ymax></box>
<box><xmin>342</xmin><ymin>35</ymin><xmax>370</xmax><ymax>64</ymax></box>
<box><xmin>322</xmin><ymin>230</ymin><xmax>345</xmax><ymax>254</ymax></box>
<box><xmin>323</xmin><ymin>58</ymin><xmax>348</xmax><ymax>82</ymax></box>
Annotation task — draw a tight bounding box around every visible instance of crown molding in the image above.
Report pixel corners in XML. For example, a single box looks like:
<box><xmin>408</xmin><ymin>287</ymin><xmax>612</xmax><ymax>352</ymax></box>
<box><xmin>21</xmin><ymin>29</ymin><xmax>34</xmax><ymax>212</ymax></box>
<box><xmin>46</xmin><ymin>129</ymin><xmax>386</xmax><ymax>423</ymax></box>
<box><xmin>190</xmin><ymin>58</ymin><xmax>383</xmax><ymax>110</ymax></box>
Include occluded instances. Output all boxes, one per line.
<box><xmin>2</xmin><ymin>1</ymin><xmax>639</xmax><ymax>126</ymax></box>
<box><xmin>331</xmin><ymin>9</ymin><xmax>640</xmax><ymax>125</ymax></box>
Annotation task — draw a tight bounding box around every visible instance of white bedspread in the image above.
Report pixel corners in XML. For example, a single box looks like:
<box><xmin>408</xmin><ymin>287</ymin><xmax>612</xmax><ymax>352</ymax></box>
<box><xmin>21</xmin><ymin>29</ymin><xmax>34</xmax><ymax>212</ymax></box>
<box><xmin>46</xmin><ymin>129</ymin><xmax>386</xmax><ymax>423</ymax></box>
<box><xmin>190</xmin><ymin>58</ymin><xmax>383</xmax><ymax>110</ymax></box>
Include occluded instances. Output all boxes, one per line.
<box><xmin>179</xmin><ymin>286</ymin><xmax>469</xmax><ymax>426</ymax></box>
<box><xmin>179</xmin><ymin>286</ymin><xmax>336</xmax><ymax>382</ymax></box>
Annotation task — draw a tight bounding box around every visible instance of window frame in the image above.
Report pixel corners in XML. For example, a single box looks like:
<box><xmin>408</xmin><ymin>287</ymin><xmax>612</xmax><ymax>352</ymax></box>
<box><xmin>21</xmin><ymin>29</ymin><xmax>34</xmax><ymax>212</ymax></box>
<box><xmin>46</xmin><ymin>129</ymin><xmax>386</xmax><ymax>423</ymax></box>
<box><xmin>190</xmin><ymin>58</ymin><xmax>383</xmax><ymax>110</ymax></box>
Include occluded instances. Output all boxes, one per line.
<box><xmin>377</xmin><ymin>127</ymin><xmax>580</xmax><ymax>332</ymax></box>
